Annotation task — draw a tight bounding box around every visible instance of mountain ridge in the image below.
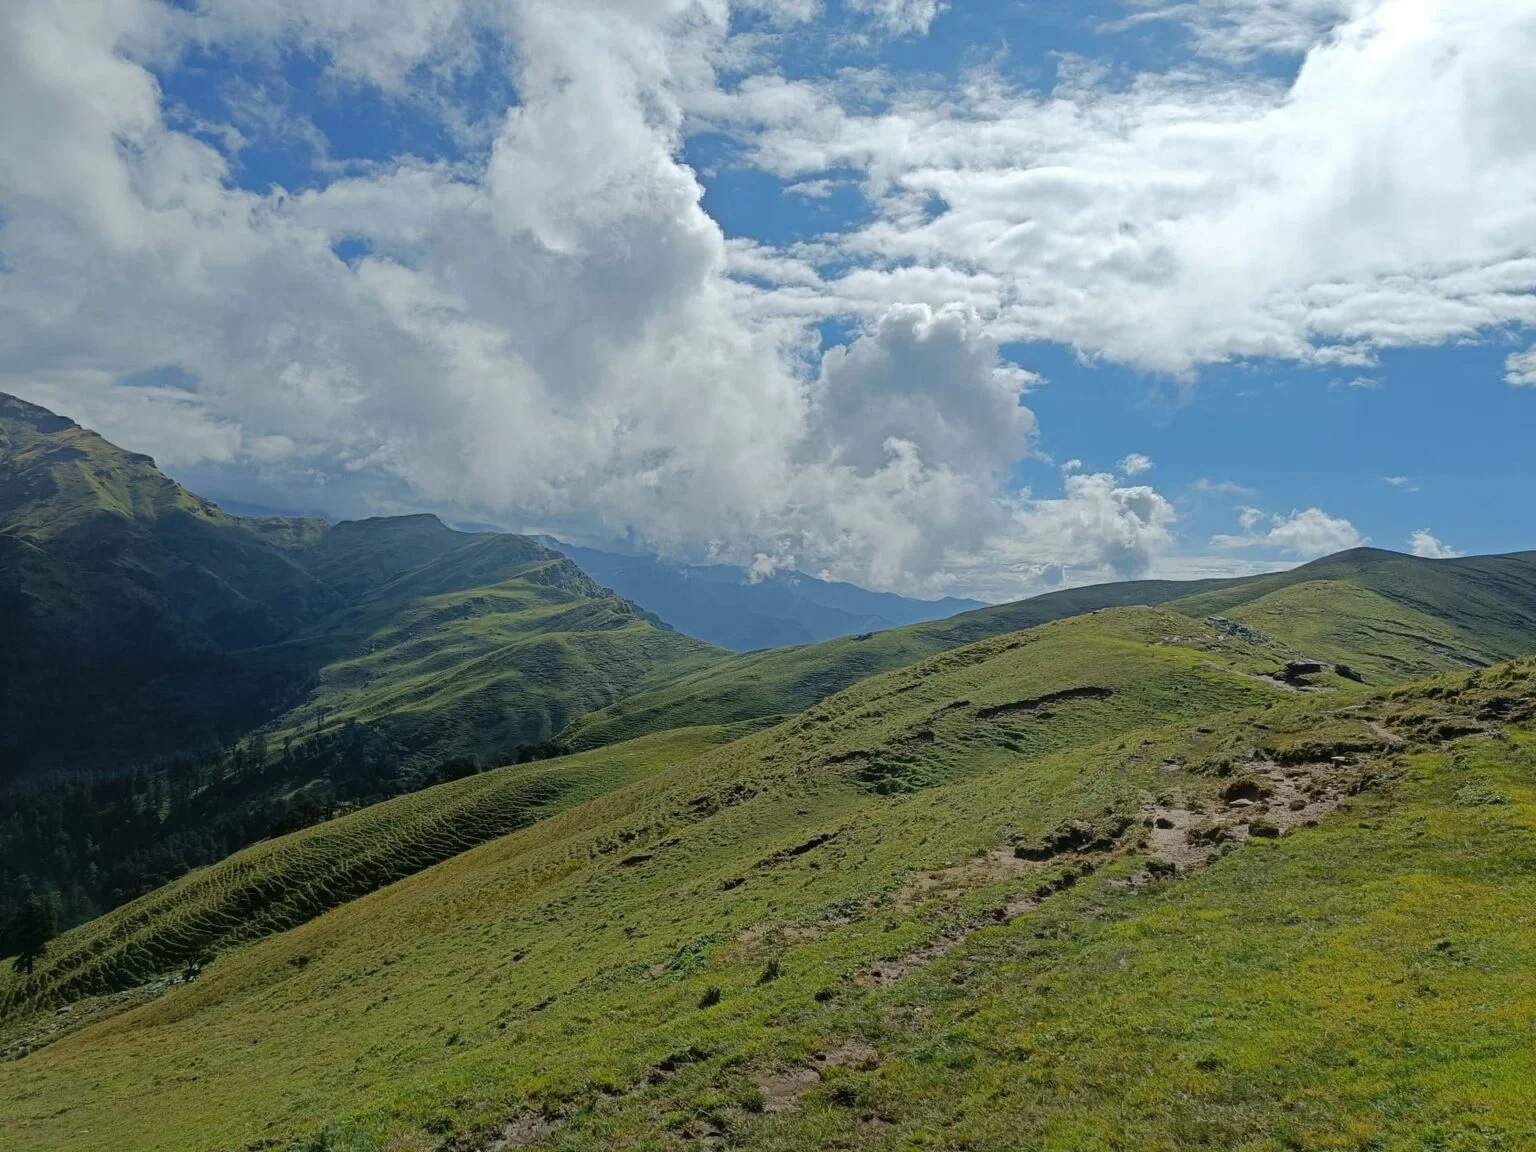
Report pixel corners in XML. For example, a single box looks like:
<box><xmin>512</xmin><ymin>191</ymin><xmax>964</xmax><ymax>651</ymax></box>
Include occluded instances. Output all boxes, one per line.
<box><xmin>0</xmin><ymin>392</ymin><xmax>727</xmax><ymax>949</ymax></box>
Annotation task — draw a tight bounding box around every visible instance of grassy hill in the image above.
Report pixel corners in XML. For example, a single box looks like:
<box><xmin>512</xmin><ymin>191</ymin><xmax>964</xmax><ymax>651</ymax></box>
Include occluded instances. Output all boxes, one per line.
<box><xmin>2</xmin><ymin>603</ymin><xmax>1533</xmax><ymax>1150</ymax></box>
<box><xmin>560</xmin><ymin>549</ymin><xmax>1536</xmax><ymax>751</ymax></box>
<box><xmin>0</xmin><ymin>391</ymin><xmax>726</xmax><ymax>772</ymax></box>
<box><xmin>558</xmin><ymin>577</ymin><xmax>1236</xmax><ymax>750</ymax></box>
<box><xmin>0</xmin><ymin>392</ymin><xmax>333</xmax><ymax>766</ymax></box>
<box><xmin>250</xmin><ymin>533</ymin><xmax>724</xmax><ymax>770</ymax></box>
<box><xmin>0</xmin><ymin>393</ymin><xmax>726</xmax><ymax>952</ymax></box>
<box><xmin>1174</xmin><ymin>546</ymin><xmax>1536</xmax><ymax>660</ymax></box>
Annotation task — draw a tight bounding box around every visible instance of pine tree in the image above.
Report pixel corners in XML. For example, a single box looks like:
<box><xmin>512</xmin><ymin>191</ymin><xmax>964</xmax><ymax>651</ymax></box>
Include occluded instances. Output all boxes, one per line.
<box><xmin>11</xmin><ymin>891</ymin><xmax>59</xmax><ymax>975</ymax></box>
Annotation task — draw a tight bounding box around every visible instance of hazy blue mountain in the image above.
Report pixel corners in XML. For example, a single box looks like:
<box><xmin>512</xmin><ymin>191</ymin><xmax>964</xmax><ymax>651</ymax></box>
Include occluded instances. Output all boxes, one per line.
<box><xmin>538</xmin><ymin>538</ymin><xmax>986</xmax><ymax>651</ymax></box>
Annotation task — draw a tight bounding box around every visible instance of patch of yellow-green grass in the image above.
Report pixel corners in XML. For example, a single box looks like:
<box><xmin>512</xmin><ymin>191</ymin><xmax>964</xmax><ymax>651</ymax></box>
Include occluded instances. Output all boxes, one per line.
<box><xmin>6</xmin><ymin>629</ymin><xmax>1531</xmax><ymax>1152</ymax></box>
<box><xmin>0</xmin><ymin>724</ymin><xmax>744</xmax><ymax>1028</ymax></box>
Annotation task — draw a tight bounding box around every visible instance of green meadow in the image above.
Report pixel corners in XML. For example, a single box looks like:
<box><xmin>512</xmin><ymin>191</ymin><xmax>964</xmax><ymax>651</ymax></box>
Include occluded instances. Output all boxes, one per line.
<box><xmin>4</xmin><ymin>604</ymin><xmax>1534</xmax><ymax>1151</ymax></box>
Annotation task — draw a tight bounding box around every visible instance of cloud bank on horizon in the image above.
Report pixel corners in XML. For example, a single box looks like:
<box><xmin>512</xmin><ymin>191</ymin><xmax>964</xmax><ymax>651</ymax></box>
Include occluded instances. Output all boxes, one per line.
<box><xmin>1</xmin><ymin>0</ymin><xmax>1530</xmax><ymax>599</ymax></box>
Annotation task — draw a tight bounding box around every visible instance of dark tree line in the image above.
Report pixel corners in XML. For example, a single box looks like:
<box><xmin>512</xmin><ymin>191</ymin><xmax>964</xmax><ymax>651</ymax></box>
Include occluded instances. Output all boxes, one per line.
<box><xmin>0</xmin><ymin>720</ymin><xmax>475</xmax><ymax>959</ymax></box>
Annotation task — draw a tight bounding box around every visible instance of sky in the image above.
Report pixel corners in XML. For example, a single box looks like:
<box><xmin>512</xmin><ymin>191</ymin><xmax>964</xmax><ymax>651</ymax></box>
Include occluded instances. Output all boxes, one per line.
<box><xmin>1</xmin><ymin>0</ymin><xmax>1532</xmax><ymax>602</ymax></box>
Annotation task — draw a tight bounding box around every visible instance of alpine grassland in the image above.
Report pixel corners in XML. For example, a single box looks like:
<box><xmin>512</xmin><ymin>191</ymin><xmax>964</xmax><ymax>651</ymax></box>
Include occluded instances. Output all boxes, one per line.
<box><xmin>7</xmin><ymin>394</ymin><xmax>1536</xmax><ymax>1152</ymax></box>
<box><xmin>4</xmin><ymin>606</ymin><xmax>1533</xmax><ymax>1151</ymax></box>
<box><xmin>561</xmin><ymin>549</ymin><xmax>1536</xmax><ymax>751</ymax></box>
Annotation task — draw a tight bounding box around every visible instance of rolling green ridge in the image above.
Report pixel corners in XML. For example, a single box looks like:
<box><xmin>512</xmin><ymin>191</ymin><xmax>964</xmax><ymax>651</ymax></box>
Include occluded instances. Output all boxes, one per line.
<box><xmin>558</xmin><ymin>578</ymin><xmax>1236</xmax><ymax>751</ymax></box>
<box><xmin>560</xmin><ymin>549</ymin><xmax>1536</xmax><ymax>751</ymax></box>
<box><xmin>1173</xmin><ymin>546</ymin><xmax>1536</xmax><ymax>658</ymax></box>
<box><xmin>2</xmin><ymin>606</ymin><xmax>1533</xmax><ymax>1150</ymax></box>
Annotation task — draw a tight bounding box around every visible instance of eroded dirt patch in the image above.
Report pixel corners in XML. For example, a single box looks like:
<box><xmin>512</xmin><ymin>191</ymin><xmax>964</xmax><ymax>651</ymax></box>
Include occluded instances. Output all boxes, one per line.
<box><xmin>1132</xmin><ymin>751</ymin><xmax>1370</xmax><ymax>881</ymax></box>
<box><xmin>752</xmin><ymin>1041</ymin><xmax>879</xmax><ymax>1113</ymax></box>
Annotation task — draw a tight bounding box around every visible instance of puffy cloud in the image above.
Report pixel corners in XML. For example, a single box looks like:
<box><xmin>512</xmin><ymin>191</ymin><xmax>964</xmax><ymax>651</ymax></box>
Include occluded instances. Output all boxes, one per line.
<box><xmin>1409</xmin><ymin>529</ymin><xmax>1462</xmax><ymax>559</ymax></box>
<box><xmin>1118</xmin><ymin>452</ymin><xmax>1153</xmax><ymax>477</ymax></box>
<box><xmin>1214</xmin><ymin>506</ymin><xmax>1365</xmax><ymax>556</ymax></box>
<box><xmin>1507</xmin><ymin>345</ymin><xmax>1536</xmax><ymax>387</ymax></box>
<box><xmin>709</xmin><ymin>0</ymin><xmax>1536</xmax><ymax>374</ymax></box>
<box><xmin>6</xmin><ymin>0</ymin><xmax>1502</xmax><ymax>599</ymax></box>
<box><xmin>0</xmin><ymin>0</ymin><xmax>1152</xmax><ymax>598</ymax></box>
<box><xmin>808</xmin><ymin>303</ymin><xmax>1036</xmax><ymax>478</ymax></box>
<box><xmin>934</xmin><ymin>471</ymin><xmax>1178</xmax><ymax>600</ymax></box>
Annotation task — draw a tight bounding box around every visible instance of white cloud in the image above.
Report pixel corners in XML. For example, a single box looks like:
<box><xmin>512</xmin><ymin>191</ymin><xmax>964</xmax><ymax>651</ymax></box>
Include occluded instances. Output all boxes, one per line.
<box><xmin>708</xmin><ymin>0</ymin><xmax>1536</xmax><ymax>374</ymax></box>
<box><xmin>809</xmin><ymin>303</ymin><xmax>1036</xmax><ymax>477</ymax></box>
<box><xmin>0</xmin><ymin>0</ymin><xmax>1518</xmax><ymax>599</ymax></box>
<box><xmin>845</xmin><ymin>0</ymin><xmax>943</xmax><ymax>36</ymax></box>
<box><xmin>1214</xmin><ymin>506</ymin><xmax>1365</xmax><ymax>557</ymax></box>
<box><xmin>0</xmin><ymin>0</ymin><xmax>1160</xmax><ymax>599</ymax></box>
<box><xmin>1192</xmin><ymin>477</ymin><xmax>1254</xmax><ymax>495</ymax></box>
<box><xmin>784</xmin><ymin>178</ymin><xmax>837</xmax><ymax>198</ymax></box>
<box><xmin>1060</xmin><ymin>458</ymin><xmax>1083</xmax><ymax>474</ymax></box>
<box><xmin>1409</xmin><ymin>529</ymin><xmax>1462</xmax><ymax>559</ymax></box>
<box><xmin>941</xmin><ymin>471</ymin><xmax>1178</xmax><ymax>600</ymax></box>
<box><xmin>1507</xmin><ymin>345</ymin><xmax>1536</xmax><ymax>387</ymax></box>
<box><xmin>1384</xmin><ymin>475</ymin><xmax>1410</xmax><ymax>486</ymax></box>
<box><xmin>1118</xmin><ymin>452</ymin><xmax>1153</xmax><ymax>477</ymax></box>
<box><xmin>1114</xmin><ymin>0</ymin><xmax>1355</xmax><ymax>61</ymax></box>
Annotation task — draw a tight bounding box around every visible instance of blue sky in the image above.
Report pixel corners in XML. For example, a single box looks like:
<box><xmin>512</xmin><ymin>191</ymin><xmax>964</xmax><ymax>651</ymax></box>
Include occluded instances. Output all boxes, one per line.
<box><xmin>1</xmin><ymin>0</ymin><xmax>1532</xmax><ymax>598</ymax></box>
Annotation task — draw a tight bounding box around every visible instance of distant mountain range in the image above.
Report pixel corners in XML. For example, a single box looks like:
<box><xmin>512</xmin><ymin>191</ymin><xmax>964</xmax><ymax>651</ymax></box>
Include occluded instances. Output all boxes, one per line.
<box><xmin>536</xmin><ymin>538</ymin><xmax>985</xmax><ymax>651</ymax></box>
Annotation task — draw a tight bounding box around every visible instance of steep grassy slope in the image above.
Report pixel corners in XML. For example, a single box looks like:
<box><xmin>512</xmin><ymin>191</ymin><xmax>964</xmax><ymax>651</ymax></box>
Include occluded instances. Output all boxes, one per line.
<box><xmin>0</xmin><ymin>393</ymin><xmax>333</xmax><ymax>765</ymax></box>
<box><xmin>0</xmin><ymin>606</ymin><xmax>1308</xmax><ymax>1147</ymax></box>
<box><xmin>560</xmin><ymin>549</ymin><xmax>1536</xmax><ymax>752</ymax></box>
<box><xmin>0</xmin><ymin>393</ymin><xmax>728</xmax><ymax>950</ymax></box>
<box><xmin>0</xmin><ymin>724</ymin><xmax>746</xmax><ymax>1022</ymax></box>
<box><xmin>256</xmin><ymin>543</ymin><xmax>724</xmax><ymax>769</ymax></box>
<box><xmin>3</xmin><ymin>637</ymin><xmax>1530</xmax><ymax>1151</ymax></box>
